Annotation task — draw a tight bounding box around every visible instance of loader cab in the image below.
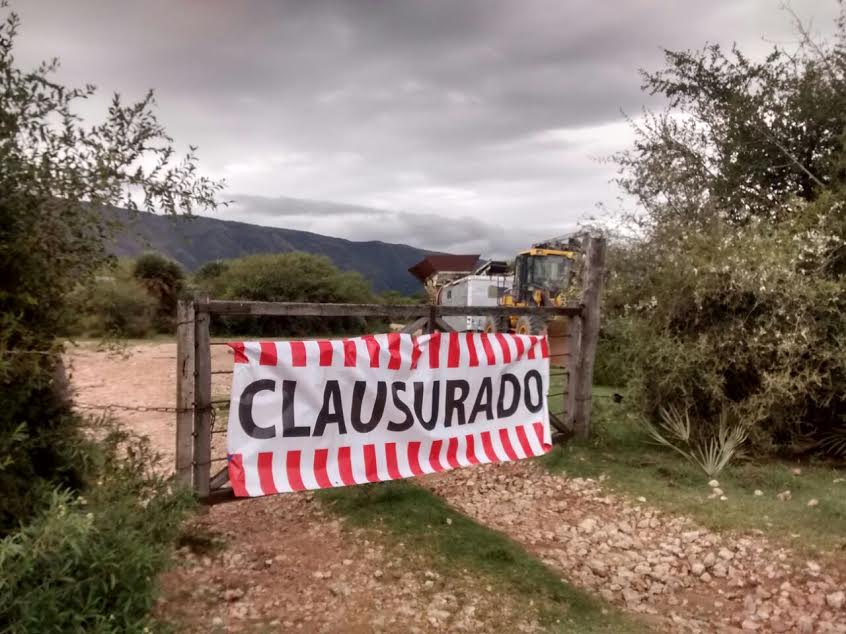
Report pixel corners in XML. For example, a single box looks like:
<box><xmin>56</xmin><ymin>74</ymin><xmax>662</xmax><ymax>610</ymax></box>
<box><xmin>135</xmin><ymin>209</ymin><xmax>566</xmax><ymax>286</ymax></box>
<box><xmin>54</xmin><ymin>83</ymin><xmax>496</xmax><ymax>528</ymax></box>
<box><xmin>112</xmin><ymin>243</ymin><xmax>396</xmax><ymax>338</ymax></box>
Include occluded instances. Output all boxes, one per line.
<box><xmin>512</xmin><ymin>248</ymin><xmax>577</xmax><ymax>305</ymax></box>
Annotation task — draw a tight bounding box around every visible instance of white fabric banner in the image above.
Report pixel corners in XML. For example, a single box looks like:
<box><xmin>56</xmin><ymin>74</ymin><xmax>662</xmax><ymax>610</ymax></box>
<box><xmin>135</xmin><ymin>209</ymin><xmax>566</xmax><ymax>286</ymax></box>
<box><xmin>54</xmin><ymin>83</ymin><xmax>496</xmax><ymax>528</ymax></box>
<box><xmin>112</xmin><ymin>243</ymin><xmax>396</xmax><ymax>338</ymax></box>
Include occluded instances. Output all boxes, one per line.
<box><xmin>226</xmin><ymin>331</ymin><xmax>551</xmax><ymax>497</ymax></box>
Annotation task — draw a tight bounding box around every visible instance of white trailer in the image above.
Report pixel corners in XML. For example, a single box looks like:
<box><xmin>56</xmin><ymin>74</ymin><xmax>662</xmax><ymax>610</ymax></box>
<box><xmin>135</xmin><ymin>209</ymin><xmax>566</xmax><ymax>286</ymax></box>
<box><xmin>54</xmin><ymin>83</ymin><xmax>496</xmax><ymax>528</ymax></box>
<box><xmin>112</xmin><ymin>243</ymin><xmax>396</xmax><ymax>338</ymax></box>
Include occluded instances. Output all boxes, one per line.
<box><xmin>436</xmin><ymin>273</ymin><xmax>513</xmax><ymax>331</ymax></box>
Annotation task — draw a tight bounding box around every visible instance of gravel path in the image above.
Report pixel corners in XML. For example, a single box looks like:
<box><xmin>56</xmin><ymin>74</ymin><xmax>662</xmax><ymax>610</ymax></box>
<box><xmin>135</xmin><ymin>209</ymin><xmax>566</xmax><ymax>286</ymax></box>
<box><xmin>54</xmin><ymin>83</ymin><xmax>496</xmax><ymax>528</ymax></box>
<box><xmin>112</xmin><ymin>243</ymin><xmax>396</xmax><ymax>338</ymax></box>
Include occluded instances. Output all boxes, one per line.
<box><xmin>157</xmin><ymin>492</ymin><xmax>542</xmax><ymax>632</ymax></box>
<box><xmin>424</xmin><ymin>461</ymin><xmax>846</xmax><ymax>633</ymax></box>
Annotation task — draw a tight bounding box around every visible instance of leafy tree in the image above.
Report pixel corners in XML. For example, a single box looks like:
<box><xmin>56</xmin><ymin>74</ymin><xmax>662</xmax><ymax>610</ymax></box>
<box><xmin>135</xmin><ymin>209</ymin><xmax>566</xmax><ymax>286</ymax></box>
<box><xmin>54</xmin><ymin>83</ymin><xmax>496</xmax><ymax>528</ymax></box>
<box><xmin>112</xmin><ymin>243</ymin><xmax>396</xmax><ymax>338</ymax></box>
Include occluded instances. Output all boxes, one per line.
<box><xmin>617</xmin><ymin>10</ymin><xmax>846</xmax><ymax>227</ymax></box>
<box><xmin>605</xmin><ymin>8</ymin><xmax>846</xmax><ymax>456</ymax></box>
<box><xmin>0</xmin><ymin>5</ymin><xmax>223</xmax><ymax>530</ymax></box>
<box><xmin>216</xmin><ymin>252</ymin><xmax>374</xmax><ymax>335</ymax></box>
<box><xmin>132</xmin><ymin>252</ymin><xmax>185</xmax><ymax>331</ymax></box>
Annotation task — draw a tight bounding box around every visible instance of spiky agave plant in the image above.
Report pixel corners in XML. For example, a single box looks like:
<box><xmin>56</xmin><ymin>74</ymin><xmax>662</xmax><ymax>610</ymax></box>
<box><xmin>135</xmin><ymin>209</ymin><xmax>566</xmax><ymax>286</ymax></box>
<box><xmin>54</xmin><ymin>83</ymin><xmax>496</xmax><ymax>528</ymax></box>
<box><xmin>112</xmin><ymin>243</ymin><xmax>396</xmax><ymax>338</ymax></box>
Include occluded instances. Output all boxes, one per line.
<box><xmin>643</xmin><ymin>405</ymin><xmax>748</xmax><ymax>478</ymax></box>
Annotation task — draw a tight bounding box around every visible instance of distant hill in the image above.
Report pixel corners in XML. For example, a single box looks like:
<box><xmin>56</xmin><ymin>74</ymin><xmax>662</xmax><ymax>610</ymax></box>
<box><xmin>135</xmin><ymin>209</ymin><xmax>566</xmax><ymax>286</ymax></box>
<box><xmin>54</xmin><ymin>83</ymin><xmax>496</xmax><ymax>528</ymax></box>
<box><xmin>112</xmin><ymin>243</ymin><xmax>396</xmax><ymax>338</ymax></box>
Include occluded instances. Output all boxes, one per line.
<box><xmin>108</xmin><ymin>208</ymin><xmax>431</xmax><ymax>294</ymax></box>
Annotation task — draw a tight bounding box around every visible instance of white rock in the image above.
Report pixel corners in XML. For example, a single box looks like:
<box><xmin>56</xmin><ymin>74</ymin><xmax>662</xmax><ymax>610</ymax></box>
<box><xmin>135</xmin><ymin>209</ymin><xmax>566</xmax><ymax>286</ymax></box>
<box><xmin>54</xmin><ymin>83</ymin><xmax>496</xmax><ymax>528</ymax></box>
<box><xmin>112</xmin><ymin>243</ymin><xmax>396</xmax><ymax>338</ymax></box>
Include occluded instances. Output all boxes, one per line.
<box><xmin>826</xmin><ymin>590</ymin><xmax>844</xmax><ymax>609</ymax></box>
<box><xmin>708</xmin><ymin>479</ymin><xmax>720</xmax><ymax>488</ymax></box>
<box><xmin>807</xmin><ymin>499</ymin><xmax>819</xmax><ymax>507</ymax></box>
<box><xmin>713</xmin><ymin>487</ymin><xmax>724</xmax><ymax>496</ymax></box>
<box><xmin>776</xmin><ymin>490</ymin><xmax>791</xmax><ymax>501</ymax></box>
<box><xmin>691</xmin><ymin>563</ymin><xmax>706</xmax><ymax>576</ymax></box>
<box><xmin>578</xmin><ymin>518</ymin><xmax>598</xmax><ymax>533</ymax></box>
<box><xmin>754</xmin><ymin>490</ymin><xmax>764</xmax><ymax>496</ymax></box>
<box><xmin>720</xmin><ymin>495</ymin><xmax>728</xmax><ymax>501</ymax></box>
<box><xmin>741</xmin><ymin>619</ymin><xmax>759</xmax><ymax>630</ymax></box>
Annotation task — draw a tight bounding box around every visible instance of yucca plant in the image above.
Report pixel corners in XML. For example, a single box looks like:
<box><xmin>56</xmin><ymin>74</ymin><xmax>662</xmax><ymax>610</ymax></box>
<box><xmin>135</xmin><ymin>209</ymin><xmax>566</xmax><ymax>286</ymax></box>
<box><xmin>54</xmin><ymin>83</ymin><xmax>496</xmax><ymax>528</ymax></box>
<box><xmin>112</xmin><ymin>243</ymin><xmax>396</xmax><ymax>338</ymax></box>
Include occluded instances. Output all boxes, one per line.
<box><xmin>643</xmin><ymin>405</ymin><xmax>748</xmax><ymax>478</ymax></box>
<box><xmin>819</xmin><ymin>426</ymin><xmax>846</xmax><ymax>460</ymax></box>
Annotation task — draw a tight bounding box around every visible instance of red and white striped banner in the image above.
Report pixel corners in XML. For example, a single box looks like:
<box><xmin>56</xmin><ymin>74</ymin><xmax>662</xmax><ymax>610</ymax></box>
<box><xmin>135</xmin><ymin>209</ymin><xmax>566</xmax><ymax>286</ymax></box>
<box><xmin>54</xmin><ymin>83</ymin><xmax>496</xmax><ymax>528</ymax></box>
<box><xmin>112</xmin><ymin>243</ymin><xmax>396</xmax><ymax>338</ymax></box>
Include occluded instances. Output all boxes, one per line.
<box><xmin>226</xmin><ymin>332</ymin><xmax>551</xmax><ymax>497</ymax></box>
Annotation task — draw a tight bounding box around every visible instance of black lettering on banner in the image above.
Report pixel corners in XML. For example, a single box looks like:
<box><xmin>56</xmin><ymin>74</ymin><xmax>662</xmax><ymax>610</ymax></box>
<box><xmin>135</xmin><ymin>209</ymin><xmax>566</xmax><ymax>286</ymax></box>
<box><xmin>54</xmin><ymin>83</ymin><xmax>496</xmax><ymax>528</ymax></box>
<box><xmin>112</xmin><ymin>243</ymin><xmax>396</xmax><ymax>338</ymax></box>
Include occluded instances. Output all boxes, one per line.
<box><xmin>524</xmin><ymin>370</ymin><xmax>544</xmax><ymax>413</ymax></box>
<box><xmin>239</xmin><ymin>379</ymin><xmax>277</xmax><ymax>439</ymax></box>
<box><xmin>468</xmin><ymin>377</ymin><xmax>493</xmax><ymax>424</ymax></box>
<box><xmin>387</xmin><ymin>382</ymin><xmax>414</xmax><ymax>432</ymax></box>
<box><xmin>444</xmin><ymin>379</ymin><xmax>470</xmax><ymax>426</ymax></box>
<box><xmin>413</xmin><ymin>381</ymin><xmax>440</xmax><ymax>431</ymax></box>
<box><xmin>313</xmin><ymin>380</ymin><xmax>347</xmax><ymax>436</ymax></box>
<box><xmin>351</xmin><ymin>380</ymin><xmax>387</xmax><ymax>433</ymax></box>
<box><xmin>281</xmin><ymin>380</ymin><xmax>309</xmax><ymax>437</ymax></box>
<box><xmin>497</xmin><ymin>373</ymin><xmax>521</xmax><ymax>418</ymax></box>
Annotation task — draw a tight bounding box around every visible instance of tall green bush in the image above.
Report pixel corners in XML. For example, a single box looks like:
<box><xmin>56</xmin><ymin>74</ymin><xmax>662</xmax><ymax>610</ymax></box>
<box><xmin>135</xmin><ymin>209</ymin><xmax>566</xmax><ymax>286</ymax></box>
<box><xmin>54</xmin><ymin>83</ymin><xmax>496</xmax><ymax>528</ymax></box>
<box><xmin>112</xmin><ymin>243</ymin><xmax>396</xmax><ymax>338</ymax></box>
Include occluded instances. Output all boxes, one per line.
<box><xmin>132</xmin><ymin>252</ymin><xmax>186</xmax><ymax>332</ymax></box>
<box><xmin>0</xmin><ymin>4</ymin><xmax>222</xmax><ymax>532</ymax></box>
<box><xmin>206</xmin><ymin>252</ymin><xmax>376</xmax><ymax>336</ymax></box>
<box><xmin>0</xmin><ymin>423</ymin><xmax>194</xmax><ymax>633</ymax></box>
<box><xmin>606</xmin><ymin>10</ymin><xmax>846</xmax><ymax>456</ymax></box>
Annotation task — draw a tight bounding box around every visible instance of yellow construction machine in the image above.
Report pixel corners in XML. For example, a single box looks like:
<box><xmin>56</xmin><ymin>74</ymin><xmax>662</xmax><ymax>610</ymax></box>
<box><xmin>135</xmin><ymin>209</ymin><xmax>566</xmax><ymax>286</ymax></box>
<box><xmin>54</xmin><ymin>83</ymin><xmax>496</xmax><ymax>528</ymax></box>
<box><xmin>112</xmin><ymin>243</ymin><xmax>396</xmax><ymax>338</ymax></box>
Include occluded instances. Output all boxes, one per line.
<box><xmin>483</xmin><ymin>236</ymin><xmax>580</xmax><ymax>335</ymax></box>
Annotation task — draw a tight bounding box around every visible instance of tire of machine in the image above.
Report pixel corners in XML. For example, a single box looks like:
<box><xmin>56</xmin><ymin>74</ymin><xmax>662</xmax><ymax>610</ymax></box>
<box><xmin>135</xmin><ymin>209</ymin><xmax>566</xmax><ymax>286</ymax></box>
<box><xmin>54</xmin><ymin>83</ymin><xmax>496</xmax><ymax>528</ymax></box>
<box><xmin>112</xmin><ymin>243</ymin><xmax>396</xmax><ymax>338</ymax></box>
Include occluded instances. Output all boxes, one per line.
<box><xmin>481</xmin><ymin>315</ymin><xmax>509</xmax><ymax>333</ymax></box>
<box><xmin>514</xmin><ymin>314</ymin><xmax>547</xmax><ymax>335</ymax></box>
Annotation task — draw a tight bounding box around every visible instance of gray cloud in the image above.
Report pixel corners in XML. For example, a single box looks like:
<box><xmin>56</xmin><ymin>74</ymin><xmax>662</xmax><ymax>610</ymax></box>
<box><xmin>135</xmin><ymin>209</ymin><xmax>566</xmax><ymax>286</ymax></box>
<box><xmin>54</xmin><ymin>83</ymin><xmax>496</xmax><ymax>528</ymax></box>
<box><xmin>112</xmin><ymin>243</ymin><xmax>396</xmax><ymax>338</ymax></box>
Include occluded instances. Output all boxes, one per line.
<box><xmin>13</xmin><ymin>0</ymin><xmax>841</xmax><ymax>256</ymax></box>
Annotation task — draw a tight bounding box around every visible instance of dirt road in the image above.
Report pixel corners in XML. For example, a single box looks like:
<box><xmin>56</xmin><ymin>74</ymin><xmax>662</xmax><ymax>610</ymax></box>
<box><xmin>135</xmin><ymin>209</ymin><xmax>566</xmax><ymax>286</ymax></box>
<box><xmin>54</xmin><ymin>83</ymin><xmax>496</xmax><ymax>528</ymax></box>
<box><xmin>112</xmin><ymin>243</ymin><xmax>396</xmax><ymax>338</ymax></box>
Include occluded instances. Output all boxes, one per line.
<box><xmin>68</xmin><ymin>341</ymin><xmax>846</xmax><ymax>633</ymax></box>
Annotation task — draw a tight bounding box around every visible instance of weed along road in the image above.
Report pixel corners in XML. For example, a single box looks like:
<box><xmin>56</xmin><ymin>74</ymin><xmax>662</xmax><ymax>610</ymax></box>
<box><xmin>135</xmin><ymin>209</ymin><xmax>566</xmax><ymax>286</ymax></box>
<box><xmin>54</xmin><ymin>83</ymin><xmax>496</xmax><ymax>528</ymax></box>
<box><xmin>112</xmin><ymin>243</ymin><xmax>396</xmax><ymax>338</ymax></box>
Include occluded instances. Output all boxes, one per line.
<box><xmin>70</xmin><ymin>340</ymin><xmax>846</xmax><ymax>633</ymax></box>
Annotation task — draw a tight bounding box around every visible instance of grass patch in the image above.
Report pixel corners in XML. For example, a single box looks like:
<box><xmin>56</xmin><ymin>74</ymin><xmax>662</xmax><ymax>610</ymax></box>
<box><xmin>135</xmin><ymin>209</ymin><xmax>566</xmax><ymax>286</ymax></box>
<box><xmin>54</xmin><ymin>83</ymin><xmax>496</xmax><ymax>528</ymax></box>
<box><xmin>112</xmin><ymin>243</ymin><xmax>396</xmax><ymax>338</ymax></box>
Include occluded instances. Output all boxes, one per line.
<box><xmin>543</xmin><ymin>392</ymin><xmax>846</xmax><ymax>557</ymax></box>
<box><xmin>319</xmin><ymin>480</ymin><xmax>645</xmax><ymax>633</ymax></box>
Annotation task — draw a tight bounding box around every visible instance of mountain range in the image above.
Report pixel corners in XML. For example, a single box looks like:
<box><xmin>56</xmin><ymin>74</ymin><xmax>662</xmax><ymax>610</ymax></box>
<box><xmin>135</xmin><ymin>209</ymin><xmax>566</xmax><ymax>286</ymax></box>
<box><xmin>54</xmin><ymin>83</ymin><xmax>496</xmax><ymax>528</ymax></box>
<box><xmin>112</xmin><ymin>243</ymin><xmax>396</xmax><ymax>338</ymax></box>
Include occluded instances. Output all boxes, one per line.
<box><xmin>109</xmin><ymin>208</ymin><xmax>432</xmax><ymax>295</ymax></box>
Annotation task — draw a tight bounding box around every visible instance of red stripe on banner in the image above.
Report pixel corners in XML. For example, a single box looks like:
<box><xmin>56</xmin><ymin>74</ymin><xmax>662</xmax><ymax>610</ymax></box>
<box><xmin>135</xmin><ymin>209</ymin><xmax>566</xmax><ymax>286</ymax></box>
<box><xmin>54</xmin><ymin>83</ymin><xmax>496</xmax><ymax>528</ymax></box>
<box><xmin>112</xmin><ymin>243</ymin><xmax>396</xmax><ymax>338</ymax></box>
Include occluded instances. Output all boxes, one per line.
<box><xmin>385</xmin><ymin>443</ymin><xmax>402</xmax><ymax>480</ymax></box>
<box><xmin>429</xmin><ymin>332</ymin><xmax>441</xmax><ymax>369</ymax></box>
<box><xmin>499</xmin><ymin>428</ymin><xmax>519</xmax><ymax>461</ymax></box>
<box><xmin>313</xmin><ymin>448</ymin><xmax>332</xmax><ymax>489</ymax></box>
<box><xmin>445</xmin><ymin>437</ymin><xmax>460</xmax><ymax>469</ymax></box>
<box><xmin>527</xmin><ymin>336</ymin><xmax>537</xmax><ymax>360</ymax></box>
<box><xmin>514</xmin><ymin>337</ymin><xmax>525</xmax><ymax>360</ymax></box>
<box><xmin>338</xmin><ymin>446</ymin><xmax>356</xmax><ymax>485</ymax></box>
<box><xmin>480</xmin><ymin>431</ymin><xmax>498</xmax><ymax>462</ymax></box>
<box><xmin>364</xmin><ymin>335</ymin><xmax>380</xmax><ymax>368</ymax></box>
<box><xmin>410</xmin><ymin>337</ymin><xmax>422</xmax><ymax>369</ymax></box>
<box><xmin>318</xmin><ymin>340</ymin><xmax>333</xmax><ymax>366</ymax></box>
<box><xmin>258</xmin><ymin>451</ymin><xmax>279</xmax><ymax>495</ymax></box>
<box><xmin>429</xmin><ymin>440</ymin><xmax>445</xmax><ymax>472</ymax></box>
<box><xmin>257</xmin><ymin>452</ymin><xmax>278</xmax><ymax>495</ymax></box>
<box><xmin>230</xmin><ymin>342</ymin><xmax>248</xmax><ymax>364</ymax></box>
<box><xmin>343</xmin><ymin>339</ymin><xmax>357</xmax><ymax>367</ymax></box>
<box><xmin>447</xmin><ymin>332</ymin><xmax>460</xmax><ymax>368</ymax></box>
<box><xmin>228</xmin><ymin>454</ymin><xmax>248</xmax><ymax>496</ymax></box>
<box><xmin>290</xmin><ymin>341</ymin><xmax>306</xmax><ymax>367</ymax></box>
<box><xmin>407</xmin><ymin>441</ymin><xmax>424</xmax><ymax>476</ymax></box>
<box><xmin>465</xmin><ymin>434</ymin><xmax>480</xmax><ymax>464</ymax></box>
<box><xmin>533</xmin><ymin>421</ymin><xmax>552</xmax><ymax>452</ymax></box>
<box><xmin>540</xmin><ymin>336</ymin><xmax>549</xmax><ymax>358</ymax></box>
<box><xmin>515</xmin><ymin>425</ymin><xmax>534</xmax><ymax>458</ymax></box>
<box><xmin>286</xmin><ymin>451</ymin><xmax>305</xmax><ymax>491</ymax></box>
<box><xmin>479</xmin><ymin>332</ymin><xmax>496</xmax><ymax>365</ymax></box>
<box><xmin>388</xmin><ymin>333</ymin><xmax>402</xmax><ymax>370</ymax></box>
<box><xmin>259</xmin><ymin>341</ymin><xmax>277</xmax><ymax>365</ymax></box>
<box><xmin>465</xmin><ymin>332</ymin><xmax>479</xmax><ymax>367</ymax></box>
<box><xmin>494</xmin><ymin>333</ymin><xmax>512</xmax><ymax>363</ymax></box>
<box><xmin>364</xmin><ymin>444</ymin><xmax>379</xmax><ymax>482</ymax></box>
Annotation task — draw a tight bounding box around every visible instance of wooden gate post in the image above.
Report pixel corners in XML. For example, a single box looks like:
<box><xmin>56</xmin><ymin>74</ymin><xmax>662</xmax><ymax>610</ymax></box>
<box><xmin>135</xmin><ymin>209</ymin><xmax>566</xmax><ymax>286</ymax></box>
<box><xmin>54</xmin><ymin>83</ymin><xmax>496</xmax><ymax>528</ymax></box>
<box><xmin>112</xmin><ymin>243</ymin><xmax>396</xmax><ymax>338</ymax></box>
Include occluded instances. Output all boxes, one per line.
<box><xmin>193</xmin><ymin>296</ymin><xmax>213</xmax><ymax>497</ymax></box>
<box><xmin>572</xmin><ymin>235</ymin><xmax>607</xmax><ymax>439</ymax></box>
<box><xmin>175</xmin><ymin>300</ymin><xmax>195</xmax><ymax>488</ymax></box>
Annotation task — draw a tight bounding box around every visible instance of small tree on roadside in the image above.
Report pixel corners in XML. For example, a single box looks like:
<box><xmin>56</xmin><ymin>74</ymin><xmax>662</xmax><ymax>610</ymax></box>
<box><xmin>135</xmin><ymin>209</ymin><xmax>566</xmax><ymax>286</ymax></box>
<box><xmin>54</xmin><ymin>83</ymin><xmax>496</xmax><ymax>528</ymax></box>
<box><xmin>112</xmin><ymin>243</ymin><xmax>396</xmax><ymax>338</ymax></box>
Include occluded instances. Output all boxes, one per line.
<box><xmin>132</xmin><ymin>252</ymin><xmax>185</xmax><ymax>331</ymax></box>
<box><xmin>0</xmin><ymin>4</ymin><xmax>224</xmax><ymax>531</ymax></box>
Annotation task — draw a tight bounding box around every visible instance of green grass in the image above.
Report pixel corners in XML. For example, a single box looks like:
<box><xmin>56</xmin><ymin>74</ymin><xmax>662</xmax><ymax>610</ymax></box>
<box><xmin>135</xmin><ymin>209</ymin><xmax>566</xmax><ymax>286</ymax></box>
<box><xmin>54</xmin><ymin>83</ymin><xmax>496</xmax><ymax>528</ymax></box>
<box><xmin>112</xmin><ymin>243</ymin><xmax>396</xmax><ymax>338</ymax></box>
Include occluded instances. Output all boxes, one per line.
<box><xmin>318</xmin><ymin>480</ymin><xmax>645</xmax><ymax>633</ymax></box>
<box><xmin>543</xmin><ymin>392</ymin><xmax>846</xmax><ymax>558</ymax></box>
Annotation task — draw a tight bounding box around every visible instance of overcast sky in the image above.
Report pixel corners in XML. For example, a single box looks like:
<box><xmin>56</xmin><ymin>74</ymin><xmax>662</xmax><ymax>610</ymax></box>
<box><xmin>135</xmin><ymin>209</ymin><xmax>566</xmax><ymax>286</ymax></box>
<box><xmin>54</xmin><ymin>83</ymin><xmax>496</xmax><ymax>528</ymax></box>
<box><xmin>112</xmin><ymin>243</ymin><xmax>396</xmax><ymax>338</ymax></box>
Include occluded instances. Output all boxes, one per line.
<box><xmin>15</xmin><ymin>1</ymin><xmax>841</xmax><ymax>257</ymax></box>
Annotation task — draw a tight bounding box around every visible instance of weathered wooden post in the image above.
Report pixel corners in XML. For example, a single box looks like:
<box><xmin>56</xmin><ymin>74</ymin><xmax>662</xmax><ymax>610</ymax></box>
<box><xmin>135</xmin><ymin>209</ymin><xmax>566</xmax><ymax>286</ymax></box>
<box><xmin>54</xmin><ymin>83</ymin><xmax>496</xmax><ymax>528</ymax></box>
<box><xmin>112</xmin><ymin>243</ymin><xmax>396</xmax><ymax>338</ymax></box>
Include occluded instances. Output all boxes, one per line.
<box><xmin>175</xmin><ymin>299</ymin><xmax>195</xmax><ymax>488</ymax></box>
<box><xmin>193</xmin><ymin>295</ymin><xmax>213</xmax><ymax>497</ymax></box>
<box><xmin>572</xmin><ymin>235</ymin><xmax>607</xmax><ymax>439</ymax></box>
